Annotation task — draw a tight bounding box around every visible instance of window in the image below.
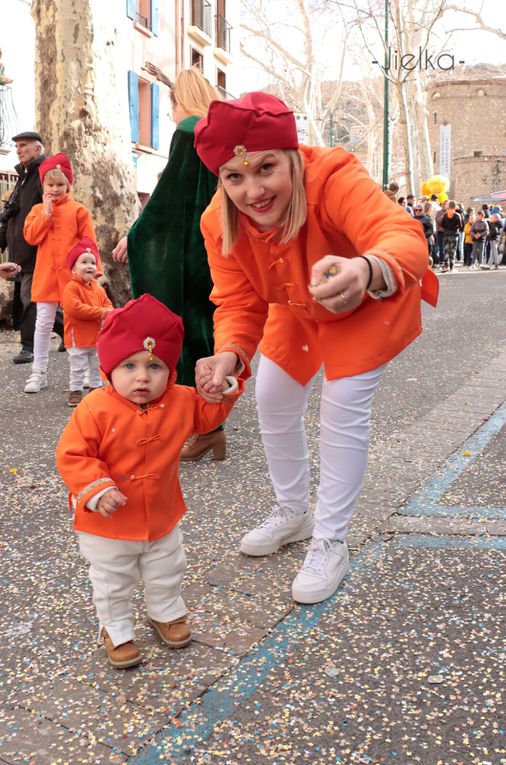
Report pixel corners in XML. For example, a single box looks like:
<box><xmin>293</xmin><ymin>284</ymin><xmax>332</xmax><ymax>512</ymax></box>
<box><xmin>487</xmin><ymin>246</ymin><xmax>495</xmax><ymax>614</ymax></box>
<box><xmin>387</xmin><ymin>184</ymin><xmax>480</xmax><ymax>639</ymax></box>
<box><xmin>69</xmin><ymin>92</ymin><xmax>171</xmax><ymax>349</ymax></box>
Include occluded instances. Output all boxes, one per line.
<box><xmin>136</xmin><ymin>0</ymin><xmax>150</xmax><ymax>28</ymax></box>
<box><xmin>217</xmin><ymin>68</ymin><xmax>226</xmax><ymax>93</ymax></box>
<box><xmin>128</xmin><ymin>71</ymin><xmax>160</xmax><ymax>150</ymax></box>
<box><xmin>192</xmin><ymin>0</ymin><xmax>212</xmax><ymax>36</ymax></box>
<box><xmin>476</xmin><ymin>88</ymin><xmax>486</xmax><ymax>96</ymax></box>
<box><xmin>433</xmin><ymin>151</ymin><xmax>436</xmax><ymax>163</ymax></box>
<box><xmin>191</xmin><ymin>48</ymin><xmax>204</xmax><ymax>69</ymax></box>
<box><xmin>473</xmin><ymin>150</ymin><xmax>482</xmax><ymax>158</ymax></box>
<box><xmin>216</xmin><ymin>0</ymin><xmax>232</xmax><ymax>52</ymax></box>
<box><xmin>126</xmin><ymin>0</ymin><xmax>160</xmax><ymax>36</ymax></box>
<box><xmin>433</xmin><ymin>112</ymin><xmax>437</xmax><ymax>124</ymax></box>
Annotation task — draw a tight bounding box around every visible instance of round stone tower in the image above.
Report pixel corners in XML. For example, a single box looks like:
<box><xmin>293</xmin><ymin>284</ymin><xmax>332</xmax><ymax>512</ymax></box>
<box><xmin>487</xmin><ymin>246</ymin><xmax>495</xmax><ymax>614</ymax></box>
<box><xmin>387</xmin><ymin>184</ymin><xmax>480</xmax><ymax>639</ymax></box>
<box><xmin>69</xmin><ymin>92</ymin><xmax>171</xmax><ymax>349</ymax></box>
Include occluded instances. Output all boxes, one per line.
<box><xmin>427</xmin><ymin>77</ymin><xmax>506</xmax><ymax>206</ymax></box>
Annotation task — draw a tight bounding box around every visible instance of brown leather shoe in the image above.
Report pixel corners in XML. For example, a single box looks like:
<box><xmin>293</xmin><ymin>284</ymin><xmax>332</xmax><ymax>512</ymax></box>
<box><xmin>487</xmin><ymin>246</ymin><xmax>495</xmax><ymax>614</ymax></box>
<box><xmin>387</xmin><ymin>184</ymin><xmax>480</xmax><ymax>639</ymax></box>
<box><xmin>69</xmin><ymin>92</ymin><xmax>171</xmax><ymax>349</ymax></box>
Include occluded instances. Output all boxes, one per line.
<box><xmin>102</xmin><ymin>628</ymin><xmax>142</xmax><ymax>668</ymax></box>
<box><xmin>68</xmin><ymin>390</ymin><xmax>82</xmax><ymax>407</ymax></box>
<box><xmin>180</xmin><ymin>429</ymin><xmax>226</xmax><ymax>462</ymax></box>
<box><xmin>148</xmin><ymin>616</ymin><xmax>192</xmax><ymax>647</ymax></box>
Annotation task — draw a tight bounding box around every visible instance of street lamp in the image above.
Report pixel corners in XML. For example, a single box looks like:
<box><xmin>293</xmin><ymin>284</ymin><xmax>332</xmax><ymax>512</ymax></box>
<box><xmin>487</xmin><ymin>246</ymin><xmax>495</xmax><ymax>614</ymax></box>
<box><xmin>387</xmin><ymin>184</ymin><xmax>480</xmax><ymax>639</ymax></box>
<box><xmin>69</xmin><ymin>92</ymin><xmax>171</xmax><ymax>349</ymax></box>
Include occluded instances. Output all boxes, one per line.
<box><xmin>382</xmin><ymin>0</ymin><xmax>389</xmax><ymax>189</ymax></box>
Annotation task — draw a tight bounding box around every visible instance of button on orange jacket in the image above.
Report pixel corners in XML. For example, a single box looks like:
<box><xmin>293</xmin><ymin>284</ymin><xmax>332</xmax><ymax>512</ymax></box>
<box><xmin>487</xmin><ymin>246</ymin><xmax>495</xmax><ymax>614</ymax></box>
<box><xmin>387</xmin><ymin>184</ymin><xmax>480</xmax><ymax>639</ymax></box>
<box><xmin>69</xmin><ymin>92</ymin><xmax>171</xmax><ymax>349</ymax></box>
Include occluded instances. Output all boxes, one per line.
<box><xmin>60</xmin><ymin>276</ymin><xmax>112</xmax><ymax>348</ymax></box>
<box><xmin>24</xmin><ymin>194</ymin><xmax>101</xmax><ymax>302</ymax></box>
<box><xmin>56</xmin><ymin>380</ymin><xmax>243</xmax><ymax>542</ymax></box>
<box><xmin>201</xmin><ymin>146</ymin><xmax>438</xmax><ymax>386</ymax></box>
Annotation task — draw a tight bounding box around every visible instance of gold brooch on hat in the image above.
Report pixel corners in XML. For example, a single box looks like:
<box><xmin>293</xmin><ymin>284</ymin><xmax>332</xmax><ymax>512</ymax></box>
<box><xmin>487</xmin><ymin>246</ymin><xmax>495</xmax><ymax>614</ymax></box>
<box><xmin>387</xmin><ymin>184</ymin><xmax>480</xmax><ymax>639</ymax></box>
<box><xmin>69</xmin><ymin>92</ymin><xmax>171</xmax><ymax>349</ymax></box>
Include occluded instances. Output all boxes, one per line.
<box><xmin>143</xmin><ymin>336</ymin><xmax>156</xmax><ymax>361</ymax></box>
<box><xmin>233</xmin><ymin>145</ymin><xmax>249</xmax><ymax>166</ymax></box>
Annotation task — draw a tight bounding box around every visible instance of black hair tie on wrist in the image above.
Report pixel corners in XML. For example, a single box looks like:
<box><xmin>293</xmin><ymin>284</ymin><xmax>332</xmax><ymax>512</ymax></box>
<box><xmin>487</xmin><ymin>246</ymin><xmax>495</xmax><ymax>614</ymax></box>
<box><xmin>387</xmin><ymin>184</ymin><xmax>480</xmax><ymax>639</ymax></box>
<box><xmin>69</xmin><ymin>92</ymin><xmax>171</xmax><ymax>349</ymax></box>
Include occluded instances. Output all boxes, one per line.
<box><xmin>357</xmin><ymin>255</ymin><xmax>373</xmax><ymax>290</ymax></box>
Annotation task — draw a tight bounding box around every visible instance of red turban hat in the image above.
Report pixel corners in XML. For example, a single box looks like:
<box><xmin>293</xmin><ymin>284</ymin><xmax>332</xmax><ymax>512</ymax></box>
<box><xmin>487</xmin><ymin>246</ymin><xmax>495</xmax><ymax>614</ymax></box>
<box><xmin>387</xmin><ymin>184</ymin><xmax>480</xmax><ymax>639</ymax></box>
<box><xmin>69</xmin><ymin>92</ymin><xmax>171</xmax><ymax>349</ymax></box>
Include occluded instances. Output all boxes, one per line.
<box><xmin>39</xmin><ymin>152</ymin><xmax>74</xmax><ymax>186</ymax></box>
<box><xmin>97</xmin><ymin>294</ymin><xmax>184</xmax><ymax>375</ymax></box>
<box><xmin>67</xmin><ymin>237</ymin><xmax>99</xmax><ymax>271</ymax></box>
<box><xmin>194</xmin><ymin>92</ymin><xmax>299</xmax><ymax>175</ymax></box>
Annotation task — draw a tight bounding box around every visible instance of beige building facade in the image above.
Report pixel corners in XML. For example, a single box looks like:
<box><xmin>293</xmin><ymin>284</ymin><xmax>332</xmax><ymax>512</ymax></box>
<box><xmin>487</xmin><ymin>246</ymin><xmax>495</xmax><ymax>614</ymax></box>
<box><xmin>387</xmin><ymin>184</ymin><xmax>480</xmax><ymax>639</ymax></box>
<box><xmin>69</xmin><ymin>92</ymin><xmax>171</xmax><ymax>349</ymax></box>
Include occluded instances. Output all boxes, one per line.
<box><xmin>427</xmin><ymin>77</ymin><xmax>506</xmax><ymax>205</ymax></box>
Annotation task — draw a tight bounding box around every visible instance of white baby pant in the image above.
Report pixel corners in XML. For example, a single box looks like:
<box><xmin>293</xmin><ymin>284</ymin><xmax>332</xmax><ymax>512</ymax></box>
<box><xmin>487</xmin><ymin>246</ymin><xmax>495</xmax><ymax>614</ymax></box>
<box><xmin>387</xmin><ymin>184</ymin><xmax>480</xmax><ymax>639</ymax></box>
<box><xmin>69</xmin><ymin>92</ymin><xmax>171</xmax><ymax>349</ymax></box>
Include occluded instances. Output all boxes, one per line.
<box><xmin>67</xmin><ymin>346</ymin><xmax>102</xmax><ymax>391</ymax></box>
<box><xmin>77</xmin><ymin>525</ymin><xmax>186</xmax><ymax>647</ymax></box>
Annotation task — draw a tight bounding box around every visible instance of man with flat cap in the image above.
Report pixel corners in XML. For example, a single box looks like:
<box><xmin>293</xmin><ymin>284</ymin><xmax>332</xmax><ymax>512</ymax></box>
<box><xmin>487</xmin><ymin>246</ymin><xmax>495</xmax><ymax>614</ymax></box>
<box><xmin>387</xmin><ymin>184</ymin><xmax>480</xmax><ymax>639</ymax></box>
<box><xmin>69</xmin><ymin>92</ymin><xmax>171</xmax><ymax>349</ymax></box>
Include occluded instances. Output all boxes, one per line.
<box><xmin>0</xmin><ymin>131</ymin><xmax>63</xmax><ymax>363</ymax></box>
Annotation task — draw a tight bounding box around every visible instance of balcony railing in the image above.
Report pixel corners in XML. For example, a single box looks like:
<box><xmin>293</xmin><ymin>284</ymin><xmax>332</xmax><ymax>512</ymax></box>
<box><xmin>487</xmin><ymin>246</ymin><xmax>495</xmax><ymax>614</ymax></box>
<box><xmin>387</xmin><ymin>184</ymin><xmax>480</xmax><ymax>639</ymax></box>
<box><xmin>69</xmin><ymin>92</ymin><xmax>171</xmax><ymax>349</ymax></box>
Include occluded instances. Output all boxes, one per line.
<box><xmin>217</xmin><ymin>85</ymin><xmax>235</xmax><ymax>101</ymax></box>
<box><xmin>136</xmin><ymin>11</ymin><xmax>149</xmax><ymax>28</ymax></box>
<box><xmin>192</xmin><ymin>0</ymin><xmax>212</xmax><ymax>37</ymax></box>
<box><xmin>215</xmin><ymin>14</ymin><xmax>232</xmax><ymax>52</ymax></box>
<box><xmin>0</xmin><ymin>86</ymin><xmax>18</xmax><ymax>148</ymax></box>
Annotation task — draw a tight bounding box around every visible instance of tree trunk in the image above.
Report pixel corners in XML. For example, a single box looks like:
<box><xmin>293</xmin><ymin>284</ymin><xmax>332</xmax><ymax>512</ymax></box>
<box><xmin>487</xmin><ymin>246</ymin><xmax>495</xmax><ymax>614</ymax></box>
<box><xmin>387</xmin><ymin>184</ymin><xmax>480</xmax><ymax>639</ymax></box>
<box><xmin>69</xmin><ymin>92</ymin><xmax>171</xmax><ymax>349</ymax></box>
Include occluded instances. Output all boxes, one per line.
<box><xmin>31</xmin><ymin>0</ymin><xmax>140</xmax><ymax>304</ymax></box>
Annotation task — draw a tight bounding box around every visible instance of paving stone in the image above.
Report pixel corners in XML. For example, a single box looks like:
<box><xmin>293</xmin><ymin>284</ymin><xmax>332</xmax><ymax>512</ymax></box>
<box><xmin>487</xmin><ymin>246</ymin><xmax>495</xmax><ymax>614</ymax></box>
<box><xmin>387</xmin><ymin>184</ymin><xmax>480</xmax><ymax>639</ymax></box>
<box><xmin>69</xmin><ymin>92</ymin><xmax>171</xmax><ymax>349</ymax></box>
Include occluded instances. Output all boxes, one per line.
<box><xmin>387</xmin><ymin>515</ymin><xmax>506</xmax><ymax>536</ymax></box>
<box><xmin>9</xmin><ymin>675</ymin><xmax>165</xmax><ymax>755</ymax></box>
<box><xmin>0</xmin><ymin>706</ymin><xmax>125</xmax><ymax>764</ymax></box>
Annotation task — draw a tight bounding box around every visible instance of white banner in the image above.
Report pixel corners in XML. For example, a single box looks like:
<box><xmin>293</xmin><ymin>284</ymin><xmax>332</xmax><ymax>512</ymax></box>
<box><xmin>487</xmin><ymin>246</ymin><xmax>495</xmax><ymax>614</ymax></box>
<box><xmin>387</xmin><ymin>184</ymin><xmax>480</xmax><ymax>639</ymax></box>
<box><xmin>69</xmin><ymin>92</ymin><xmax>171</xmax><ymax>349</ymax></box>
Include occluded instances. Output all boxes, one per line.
<box><xmin>439</xmin><ymin>123</ymin><xmax>451</xmax><ymax>178</ymax></box>
<box><xmin>295</xmin><ymin>114</ymin><xmax>309</xmax><ymax>144</ymax></box>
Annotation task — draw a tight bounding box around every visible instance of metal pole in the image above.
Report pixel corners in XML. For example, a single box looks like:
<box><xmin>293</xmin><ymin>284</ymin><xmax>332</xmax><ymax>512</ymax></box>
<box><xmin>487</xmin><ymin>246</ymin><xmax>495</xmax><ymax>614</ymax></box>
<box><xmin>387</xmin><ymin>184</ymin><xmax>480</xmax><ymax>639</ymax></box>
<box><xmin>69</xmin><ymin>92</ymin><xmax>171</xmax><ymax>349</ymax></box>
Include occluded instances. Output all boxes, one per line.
<box><xmin>382</xmin><ymin>0</ymin><xmax>389</xmax><ymax>189</ymax></box>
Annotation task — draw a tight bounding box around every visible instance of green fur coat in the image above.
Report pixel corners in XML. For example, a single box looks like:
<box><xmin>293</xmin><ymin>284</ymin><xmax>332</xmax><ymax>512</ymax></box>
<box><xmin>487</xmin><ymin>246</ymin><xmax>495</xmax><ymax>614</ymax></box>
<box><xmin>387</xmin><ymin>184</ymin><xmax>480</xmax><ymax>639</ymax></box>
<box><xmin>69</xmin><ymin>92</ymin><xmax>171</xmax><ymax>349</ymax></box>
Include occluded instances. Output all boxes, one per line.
<box><xmin>128</xmin><ymin>116</ymin><xmax>218</xmax><ymax>385</ymax></box>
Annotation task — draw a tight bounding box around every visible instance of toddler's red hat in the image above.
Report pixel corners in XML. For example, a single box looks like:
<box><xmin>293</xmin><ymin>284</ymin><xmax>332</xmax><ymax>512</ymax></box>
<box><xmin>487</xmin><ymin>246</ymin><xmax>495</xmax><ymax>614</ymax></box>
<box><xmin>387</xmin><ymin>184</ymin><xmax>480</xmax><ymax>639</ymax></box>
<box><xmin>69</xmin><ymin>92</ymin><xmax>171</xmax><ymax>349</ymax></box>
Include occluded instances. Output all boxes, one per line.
<box><xmin>67</xmin><ymin>237</ymin><xmax>99</xmax><ymax>271</ymax></box>
<box><xmin>97</xmin><ymin>294</ymin><xmax>184</xmax><ymax>376</ymax></box>
<box><xmin>194</xmin><ymin>91</ymin><xmax>299</xmax><ymax>175</ymax></box>
<box><xmin>39</xmin><ymin>152</ymin><xmax>74</xmax><ymax>185</ymax></box>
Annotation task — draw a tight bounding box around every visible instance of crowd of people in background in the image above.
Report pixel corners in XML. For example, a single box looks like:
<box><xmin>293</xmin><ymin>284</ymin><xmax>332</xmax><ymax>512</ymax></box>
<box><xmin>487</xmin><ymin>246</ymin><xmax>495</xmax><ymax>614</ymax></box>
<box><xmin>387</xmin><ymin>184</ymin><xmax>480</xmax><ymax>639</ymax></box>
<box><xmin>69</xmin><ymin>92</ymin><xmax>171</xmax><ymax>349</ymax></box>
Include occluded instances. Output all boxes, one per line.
<box><xmin>385</xmin><ymin>181</ymin><xmax>506</xmax><ymax>273</ymax></box>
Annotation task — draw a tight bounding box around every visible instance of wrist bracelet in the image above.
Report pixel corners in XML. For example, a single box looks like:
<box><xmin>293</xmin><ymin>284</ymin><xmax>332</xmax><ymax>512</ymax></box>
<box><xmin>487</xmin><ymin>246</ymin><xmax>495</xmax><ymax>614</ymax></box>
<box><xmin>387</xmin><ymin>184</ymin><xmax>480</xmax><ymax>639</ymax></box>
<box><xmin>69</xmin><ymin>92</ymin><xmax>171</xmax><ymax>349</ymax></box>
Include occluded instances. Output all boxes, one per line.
<box><xmin>357</xmin><ymin>255</ymin><xmax>373</xmax><ymax>290</ymax></box>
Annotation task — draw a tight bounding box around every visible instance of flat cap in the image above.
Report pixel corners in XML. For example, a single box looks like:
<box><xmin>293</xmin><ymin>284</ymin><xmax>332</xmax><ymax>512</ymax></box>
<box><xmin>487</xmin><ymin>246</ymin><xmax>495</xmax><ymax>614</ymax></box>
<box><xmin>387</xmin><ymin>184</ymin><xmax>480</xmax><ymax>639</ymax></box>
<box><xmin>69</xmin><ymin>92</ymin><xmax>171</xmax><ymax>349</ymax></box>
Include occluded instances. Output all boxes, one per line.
<box><xmin>12</xmin><ymin>131</ymin><xmax>43</xmax><ymax>143</ymax></box>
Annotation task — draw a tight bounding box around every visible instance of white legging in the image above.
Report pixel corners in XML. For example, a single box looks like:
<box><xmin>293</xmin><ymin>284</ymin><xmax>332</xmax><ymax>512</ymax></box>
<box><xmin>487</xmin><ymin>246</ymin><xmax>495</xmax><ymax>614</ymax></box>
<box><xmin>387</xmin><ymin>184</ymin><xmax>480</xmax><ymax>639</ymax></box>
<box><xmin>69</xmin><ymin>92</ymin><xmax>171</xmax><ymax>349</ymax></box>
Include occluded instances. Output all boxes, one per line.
<box><xmin>255</xmin><ymin>355</ymin><xmax>385</xmax><ymax>542</ymax></box>
<box><xmin>33</xmin><ymin>301</ymin><xmax>58</xmax><ymax>373</ymax></box>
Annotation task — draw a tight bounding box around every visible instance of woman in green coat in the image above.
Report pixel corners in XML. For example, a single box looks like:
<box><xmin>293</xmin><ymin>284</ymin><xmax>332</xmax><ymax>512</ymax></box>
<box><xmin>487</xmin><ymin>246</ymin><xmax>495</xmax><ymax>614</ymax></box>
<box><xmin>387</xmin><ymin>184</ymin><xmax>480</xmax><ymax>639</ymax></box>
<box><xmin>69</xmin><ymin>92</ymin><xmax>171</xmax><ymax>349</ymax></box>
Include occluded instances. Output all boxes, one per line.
<box><xmin>113</xmin><ymin>69</ymin><xmax>224</xmax><ymax>461</ymax></box>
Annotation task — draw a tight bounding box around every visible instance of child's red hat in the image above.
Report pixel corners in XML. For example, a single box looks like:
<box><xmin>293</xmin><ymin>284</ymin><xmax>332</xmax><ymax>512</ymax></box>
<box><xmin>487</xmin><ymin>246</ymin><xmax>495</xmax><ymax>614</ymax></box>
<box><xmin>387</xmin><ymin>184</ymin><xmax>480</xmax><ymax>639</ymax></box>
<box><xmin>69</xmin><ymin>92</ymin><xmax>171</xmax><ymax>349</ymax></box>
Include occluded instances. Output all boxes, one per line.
<box><xmin>39</xmin><ymin>152</ymin><xmax>74</xmax><ymax>185</ymax></box>
<box><xmin>67</xmin><ymin>237</ymin><xmax>99</xmax><ymax>271</ymax></box>
<box><xmin>194</xmin><ymin>91</ymin><xmax>299</xmax><ymax>175</ymax></box>
<box><xmin>97</xmin><ymin>294</ymin><xmax>184</xmax><ymax>375</ymax></box>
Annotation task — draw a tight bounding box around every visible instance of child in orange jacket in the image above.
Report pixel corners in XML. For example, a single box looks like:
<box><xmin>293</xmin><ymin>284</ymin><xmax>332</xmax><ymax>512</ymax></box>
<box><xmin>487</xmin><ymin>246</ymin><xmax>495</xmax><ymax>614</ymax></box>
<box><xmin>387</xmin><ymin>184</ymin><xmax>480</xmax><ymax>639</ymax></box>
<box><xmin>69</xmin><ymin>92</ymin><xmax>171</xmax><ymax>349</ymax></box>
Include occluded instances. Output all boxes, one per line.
<box><xmin>56</xmin><ymin>294</ymin><xmax>243</xmax><ymax>669</ymax></box>
<box><xmin>23</xmin><ymin>152</ymin><xmax>101</xmax><ymax>394</ymax></box>
<box><xmin>61</xmin><ymin>238</ymin><xmax>112</xmax><ymax>407</ymax></box>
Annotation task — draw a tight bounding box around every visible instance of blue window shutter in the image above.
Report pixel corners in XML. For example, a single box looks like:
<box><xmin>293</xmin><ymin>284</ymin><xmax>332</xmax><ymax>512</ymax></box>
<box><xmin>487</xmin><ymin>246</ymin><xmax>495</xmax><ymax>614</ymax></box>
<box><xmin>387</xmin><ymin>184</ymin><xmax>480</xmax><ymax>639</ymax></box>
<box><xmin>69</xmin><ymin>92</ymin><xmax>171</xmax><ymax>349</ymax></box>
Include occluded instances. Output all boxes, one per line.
<box><xmin>151</xmin><ymin>0</ymin><xmax>160</xmax><ymax>35</ymax></box>
<box><xmin>128</xmin><ymin>71</ymin><xmax>139</xmax><ymax>143</ymax></box>
<box><xmin>126</xmin><ymin>0</ymin><xmax>136</xmax><ymax>20</ymax></box>
<box><xmin>151</xmin><ymin>83</ymin><xmax>160</xmax><ymax>149</ymax></box>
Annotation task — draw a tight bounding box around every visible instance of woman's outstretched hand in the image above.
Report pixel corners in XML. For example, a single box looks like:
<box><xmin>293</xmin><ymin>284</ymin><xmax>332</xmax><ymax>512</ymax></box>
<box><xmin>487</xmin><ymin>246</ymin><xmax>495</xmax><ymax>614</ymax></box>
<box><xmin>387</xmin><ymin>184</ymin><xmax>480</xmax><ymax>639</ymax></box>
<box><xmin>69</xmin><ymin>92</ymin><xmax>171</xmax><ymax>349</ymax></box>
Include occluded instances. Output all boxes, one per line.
<box><xmin>196</xmin><ymin>351</ymin><xmax>239</xmax><ymax>402</ymax></box>
<box><xmin>308</xmin><ymin>255</ymin><xmax>371</xmax><ymax>314</ymax></box>
<box><xmin>112</xmin><ymin>236</ymin><xmax>128</xmax><ymax>263</ymax></box>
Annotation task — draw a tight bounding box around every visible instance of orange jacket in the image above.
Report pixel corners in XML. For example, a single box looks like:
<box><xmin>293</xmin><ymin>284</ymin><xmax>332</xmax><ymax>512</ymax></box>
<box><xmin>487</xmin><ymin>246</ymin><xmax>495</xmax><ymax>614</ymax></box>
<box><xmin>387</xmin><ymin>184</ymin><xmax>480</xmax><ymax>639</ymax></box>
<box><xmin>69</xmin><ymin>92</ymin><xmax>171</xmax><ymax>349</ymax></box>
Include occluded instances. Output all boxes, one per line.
<box><xmin>24</xmin><ymin>194</ymin><xmax>100</xmax><ymax>302</ymax></box>
<box><xmin>56</xmin><ymin>380</ymin><xmax>243</xmax><ymax>542</ymax></box>
<box><xmin>61</xmin><ymin>276</ymin><xmax>112</xmax><ymax>348</ymax></box>
<box><xmin>201</xmin><ymin>146</ymin><xmax>438</xmax><ymax>386</ymax></box>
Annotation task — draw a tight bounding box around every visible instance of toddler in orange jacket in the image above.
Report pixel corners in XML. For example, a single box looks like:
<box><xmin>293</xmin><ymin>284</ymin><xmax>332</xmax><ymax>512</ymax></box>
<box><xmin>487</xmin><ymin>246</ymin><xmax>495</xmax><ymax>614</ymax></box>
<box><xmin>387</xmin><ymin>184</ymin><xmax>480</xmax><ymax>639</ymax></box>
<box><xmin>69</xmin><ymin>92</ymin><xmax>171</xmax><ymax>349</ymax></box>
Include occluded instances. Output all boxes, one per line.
<box><xmin>23</xmin><ymin>152</ymin><xmax>102</xmax><ymax>395</ymax></box>
<box><xmin>56</xmin><ymin>294</ymin><xmax>243</xmax><ymax>669</ymax></box>
<box><xmin>61</xmin><ymin>237</ymin><xmax>112</xmax><ymax>407</ymax></box>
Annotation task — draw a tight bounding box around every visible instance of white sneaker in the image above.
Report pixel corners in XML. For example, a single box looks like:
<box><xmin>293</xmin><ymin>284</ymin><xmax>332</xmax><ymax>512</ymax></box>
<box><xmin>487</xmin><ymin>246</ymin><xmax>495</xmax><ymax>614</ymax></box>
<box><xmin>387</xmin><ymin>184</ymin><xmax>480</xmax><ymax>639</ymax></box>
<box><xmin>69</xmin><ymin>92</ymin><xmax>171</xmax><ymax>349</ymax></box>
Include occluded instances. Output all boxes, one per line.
<box><xmin>240</xmin><ymin>506</ymin><xmax>314</xmax><ymax>556</ymax></box>
<box><xmin>24</xmin><ymin>371</ymin><xmax>48</xmax><ymax>393</ymax></box>
<box><xmin>292</xmin><ymin>538</ymin><xmax>350</xmax><ymax>604</ymax></box>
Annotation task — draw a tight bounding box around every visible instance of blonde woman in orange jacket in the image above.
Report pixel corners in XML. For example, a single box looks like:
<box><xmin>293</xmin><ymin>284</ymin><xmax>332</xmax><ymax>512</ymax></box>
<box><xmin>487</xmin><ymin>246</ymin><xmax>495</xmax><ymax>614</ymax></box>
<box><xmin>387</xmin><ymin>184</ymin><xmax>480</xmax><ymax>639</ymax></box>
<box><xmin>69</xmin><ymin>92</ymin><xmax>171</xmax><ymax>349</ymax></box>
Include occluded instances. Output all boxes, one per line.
<box><xmin>193</xmin><ymin>92</ymin><xmax>438</xmax><ymax>605</ymax></box>
<box><xmin>22</xmin><ymin>153</ymin><xmax>100</xmax><ymax>394</ymax></box>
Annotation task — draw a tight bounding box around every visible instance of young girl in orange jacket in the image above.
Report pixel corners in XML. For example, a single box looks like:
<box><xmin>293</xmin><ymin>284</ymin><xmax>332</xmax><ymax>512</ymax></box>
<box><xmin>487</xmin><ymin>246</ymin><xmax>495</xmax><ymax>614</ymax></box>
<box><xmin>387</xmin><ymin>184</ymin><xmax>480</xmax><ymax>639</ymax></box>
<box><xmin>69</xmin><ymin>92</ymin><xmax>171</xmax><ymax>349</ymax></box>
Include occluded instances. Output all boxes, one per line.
<box><xmin>56</xmin><ymin>294</ymin><xmax>243</xmax><ymax>668</ymax></box>
<box><xmin>193</xmin><ymin>92</ymin><xmax>438</xmax><ymax>606</ymax></box>
<box><xmin>23</xmin><ymin>153</ymin><xmax>101</xmax><ymax>394</ymax></box>
<box><xmin>61</xmin><ymin>238</ymin><xmax>113</xmax><ymax>407</ymax></box>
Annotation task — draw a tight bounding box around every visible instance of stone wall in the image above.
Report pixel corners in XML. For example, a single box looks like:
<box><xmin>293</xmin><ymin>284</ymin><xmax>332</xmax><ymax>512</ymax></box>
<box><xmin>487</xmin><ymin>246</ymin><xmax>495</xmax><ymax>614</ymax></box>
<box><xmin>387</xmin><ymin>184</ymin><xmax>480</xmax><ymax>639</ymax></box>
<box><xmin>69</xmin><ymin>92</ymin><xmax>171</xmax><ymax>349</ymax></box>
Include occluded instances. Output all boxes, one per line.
<box><xmin>427</xmin><ymin>78</ymin><xmax>506</xmax><ymax>206</ymax></box>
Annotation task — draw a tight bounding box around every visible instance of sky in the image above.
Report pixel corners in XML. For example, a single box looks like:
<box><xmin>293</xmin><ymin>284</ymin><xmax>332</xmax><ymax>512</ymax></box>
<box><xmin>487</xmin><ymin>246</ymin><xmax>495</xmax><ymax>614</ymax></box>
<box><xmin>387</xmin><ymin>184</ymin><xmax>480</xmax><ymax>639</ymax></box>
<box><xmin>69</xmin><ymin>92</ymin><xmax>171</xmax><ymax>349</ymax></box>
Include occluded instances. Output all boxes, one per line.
<box><xmin>240</xmin><ymin>0</ymin><xmax>506</xmax><ymax>90</ymax></box>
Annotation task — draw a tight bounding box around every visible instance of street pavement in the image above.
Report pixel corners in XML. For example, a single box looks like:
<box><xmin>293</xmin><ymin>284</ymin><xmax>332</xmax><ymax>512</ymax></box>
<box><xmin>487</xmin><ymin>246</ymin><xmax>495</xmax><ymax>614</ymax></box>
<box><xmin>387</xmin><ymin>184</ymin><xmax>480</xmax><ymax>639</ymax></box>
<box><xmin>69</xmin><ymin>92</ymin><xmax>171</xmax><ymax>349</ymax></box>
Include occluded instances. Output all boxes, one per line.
<box><xmin>0</xmin><ymin>267</ymin><xmax>505</xmax><ymax>765</ymax></box>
